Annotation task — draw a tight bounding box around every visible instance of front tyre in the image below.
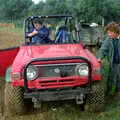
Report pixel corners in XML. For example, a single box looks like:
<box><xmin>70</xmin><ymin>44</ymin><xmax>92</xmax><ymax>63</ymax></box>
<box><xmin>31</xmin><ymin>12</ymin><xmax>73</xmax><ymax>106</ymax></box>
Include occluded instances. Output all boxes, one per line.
<box><xmin>4</xmin><ymin>82</ymin><xmax>26</xmax><ymax>115</ymax></box>
<box><xmin>84</xmin><ymin>81</ymin><xmax>104</xmax><ymax>112</ymax></box>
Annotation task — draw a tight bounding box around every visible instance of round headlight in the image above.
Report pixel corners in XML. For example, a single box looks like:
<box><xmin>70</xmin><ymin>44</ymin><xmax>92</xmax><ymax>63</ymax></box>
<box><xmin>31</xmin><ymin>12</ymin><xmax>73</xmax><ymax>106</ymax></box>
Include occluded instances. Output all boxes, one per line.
<box><xmin>26</xmin><ymin>66</ymin><xmax>39</xmax><ymax>80</ymax></box>
<box><xmin>76</xmin><ymin>64</ymin><xmax>88</xmax><ymax>77</ymax></box>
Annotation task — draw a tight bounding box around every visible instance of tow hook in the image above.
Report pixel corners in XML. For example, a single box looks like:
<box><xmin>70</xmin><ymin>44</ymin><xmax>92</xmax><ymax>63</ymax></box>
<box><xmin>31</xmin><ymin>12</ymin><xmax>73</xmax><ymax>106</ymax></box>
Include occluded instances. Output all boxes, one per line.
<box><xmin>76</xmin><ymin>94</ymin><xmax>85</xmax><ymax>104</ymax></box>
<box><xmin>32</xmin><ymin>97</ymin><xmax>42</xmax><ymax>108</ymax></box>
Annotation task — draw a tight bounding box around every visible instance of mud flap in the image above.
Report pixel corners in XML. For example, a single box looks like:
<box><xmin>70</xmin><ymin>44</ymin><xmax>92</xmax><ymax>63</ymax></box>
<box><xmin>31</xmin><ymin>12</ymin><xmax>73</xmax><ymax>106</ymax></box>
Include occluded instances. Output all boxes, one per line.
<box><xmin>0</xmin><ymin>46</ymin><xmax>19</xmax><ymax>77</ymax></box>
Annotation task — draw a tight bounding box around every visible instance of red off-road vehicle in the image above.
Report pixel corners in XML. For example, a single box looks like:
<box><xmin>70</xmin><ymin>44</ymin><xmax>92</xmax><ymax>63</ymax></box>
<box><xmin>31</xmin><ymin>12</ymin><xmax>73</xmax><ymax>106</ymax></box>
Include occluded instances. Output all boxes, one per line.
<box><xmin>0</xmin><ymin>15</ymin><xmax>104</xmax><ymax>115</ymax></box>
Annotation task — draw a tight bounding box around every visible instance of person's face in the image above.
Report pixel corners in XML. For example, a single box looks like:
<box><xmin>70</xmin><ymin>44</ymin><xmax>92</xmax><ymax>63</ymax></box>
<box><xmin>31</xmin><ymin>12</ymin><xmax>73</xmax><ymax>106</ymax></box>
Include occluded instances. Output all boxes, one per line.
<box><xmin>107</xmin><ymin>30</ymin><xmax>119</xmax><ymax>39</ymax></box>
<box><xmin>34</xmin><ymin>23</ymin><xmax>41</xmax><ymax>30</ymax></box>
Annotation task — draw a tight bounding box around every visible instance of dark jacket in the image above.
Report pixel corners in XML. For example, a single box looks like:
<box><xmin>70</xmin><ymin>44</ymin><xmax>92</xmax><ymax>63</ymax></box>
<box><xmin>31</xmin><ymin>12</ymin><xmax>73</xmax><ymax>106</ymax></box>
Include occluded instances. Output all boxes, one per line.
<box><xmin>26</xmin><ymin>26</ymin><xmax>50</xmax><ymax>44</ymax></box>
<box><xmin>98</xmin><ymin>36</ymin><xmax>120</xmax><ymax>65</ymax></box>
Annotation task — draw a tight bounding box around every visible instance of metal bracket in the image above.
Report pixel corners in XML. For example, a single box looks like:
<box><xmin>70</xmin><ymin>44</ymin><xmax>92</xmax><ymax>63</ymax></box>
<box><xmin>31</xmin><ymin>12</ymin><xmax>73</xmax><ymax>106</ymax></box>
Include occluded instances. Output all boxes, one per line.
<box><xmin>32</xmin><ymin>97</ymin><xmax>42</xmax><ymax>108</ymax></box>
<box><xmin>76</xmin><ymin>94</ymin><xmax>85</xmax><ymax>104</ymax></box>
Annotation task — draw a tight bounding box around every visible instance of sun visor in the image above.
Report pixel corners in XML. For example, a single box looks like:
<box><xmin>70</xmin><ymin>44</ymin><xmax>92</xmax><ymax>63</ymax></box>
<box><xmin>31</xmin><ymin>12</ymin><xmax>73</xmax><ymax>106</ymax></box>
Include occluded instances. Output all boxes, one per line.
<box><xmin>0</xmin><ymin>46</ymin><xmax>19</xmax><ymax>77</ymax></box>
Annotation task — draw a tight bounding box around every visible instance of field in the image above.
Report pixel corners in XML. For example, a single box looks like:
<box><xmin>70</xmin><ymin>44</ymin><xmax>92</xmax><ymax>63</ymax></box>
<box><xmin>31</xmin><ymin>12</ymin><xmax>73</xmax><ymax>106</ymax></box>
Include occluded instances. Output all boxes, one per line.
<box><xmin>0</xmin><ymin>27</ymin><xmax>23</xmax><ymax>49</ymax></box>
<box><xmin>0</xmin><ymin>27</ymin><xmax>120</xmax><ymax>120</ymax></box>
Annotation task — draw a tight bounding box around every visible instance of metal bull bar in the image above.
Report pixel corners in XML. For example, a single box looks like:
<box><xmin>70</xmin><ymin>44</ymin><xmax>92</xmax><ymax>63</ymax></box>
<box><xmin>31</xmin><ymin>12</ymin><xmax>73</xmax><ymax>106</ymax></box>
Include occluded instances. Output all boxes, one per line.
<box><xmin>23</xmin><ymin>56</ymin><xmax>92</xmax><ymax>93</ymax></box>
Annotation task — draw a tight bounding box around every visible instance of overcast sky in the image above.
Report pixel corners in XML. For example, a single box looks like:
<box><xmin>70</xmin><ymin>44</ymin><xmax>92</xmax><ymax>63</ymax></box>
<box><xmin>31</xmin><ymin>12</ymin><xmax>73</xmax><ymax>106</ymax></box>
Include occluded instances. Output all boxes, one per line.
<box><xmin>32</xmin><ymin>0</ymin><xmax>46</xmax><ymax>4</ymax></box>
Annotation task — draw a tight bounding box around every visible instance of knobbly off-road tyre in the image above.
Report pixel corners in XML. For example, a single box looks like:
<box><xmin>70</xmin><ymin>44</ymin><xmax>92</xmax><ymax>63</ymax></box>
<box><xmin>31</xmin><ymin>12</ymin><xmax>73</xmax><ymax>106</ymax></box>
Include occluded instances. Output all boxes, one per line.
<box><xmin>4</xmin><ymin>82</ymin><xmax>26</xmax><ymax>115</ymax></box>
<box><xmin>84</xmin><ymin>81</ymin><xmax>104</xmax><ymax>112</ymax></box>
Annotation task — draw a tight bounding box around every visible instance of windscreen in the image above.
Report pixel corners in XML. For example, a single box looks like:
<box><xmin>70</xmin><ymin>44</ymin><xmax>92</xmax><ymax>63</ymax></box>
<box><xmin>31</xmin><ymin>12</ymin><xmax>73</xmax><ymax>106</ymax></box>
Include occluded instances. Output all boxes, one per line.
<box><xmin>25</xmin><ymin>17</ymin><xmax>81</xmax><ymax>45</ymax></box>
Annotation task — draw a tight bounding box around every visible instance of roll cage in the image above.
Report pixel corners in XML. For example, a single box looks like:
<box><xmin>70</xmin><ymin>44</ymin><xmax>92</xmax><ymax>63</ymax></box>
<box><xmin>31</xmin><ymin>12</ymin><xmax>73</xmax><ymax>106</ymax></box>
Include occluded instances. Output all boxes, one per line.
<box><xmin>24</xmin><ymin>15</ymin><xmax>81</xmax><ymax>45</ymax></box>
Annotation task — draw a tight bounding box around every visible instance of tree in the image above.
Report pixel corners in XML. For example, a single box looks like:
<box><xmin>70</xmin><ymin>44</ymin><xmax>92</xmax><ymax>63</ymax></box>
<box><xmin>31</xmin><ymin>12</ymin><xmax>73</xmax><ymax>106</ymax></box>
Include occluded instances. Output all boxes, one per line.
<box><xmin>0</xmin><ymin>0</ymin><xmax>32</xmax><ymax>20</ymax></box>
<box><xmin>0</xmin><ymin>0</ymin><xmax>119</xmax><ymax>24</ymax></box>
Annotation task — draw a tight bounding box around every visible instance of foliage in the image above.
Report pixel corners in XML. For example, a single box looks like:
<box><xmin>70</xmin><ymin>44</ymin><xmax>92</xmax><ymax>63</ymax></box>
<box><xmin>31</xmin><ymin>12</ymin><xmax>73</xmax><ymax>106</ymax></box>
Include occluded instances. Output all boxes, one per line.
<box><xmin>0</xmin><ymin>0</ymin><xmax>119</xmax><ymax>25</ymax></box>
<box><xmin>103</xmin><ymin>0</ymin><xmax>120</xmax><ymax>22</ymax></box>
<box><xmin>0</xmin><ymin>0</ymin><xmax>32</xmax><ymax>19</ymax></box>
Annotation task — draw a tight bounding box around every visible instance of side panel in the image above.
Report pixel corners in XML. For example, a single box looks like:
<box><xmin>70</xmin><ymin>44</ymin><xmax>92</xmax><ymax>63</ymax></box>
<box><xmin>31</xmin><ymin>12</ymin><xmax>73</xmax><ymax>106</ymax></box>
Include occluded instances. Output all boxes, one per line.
<box><xmin>0</xmin><ymin>46</ymin><xmax>19</xmax><ymax>77</ymax></box>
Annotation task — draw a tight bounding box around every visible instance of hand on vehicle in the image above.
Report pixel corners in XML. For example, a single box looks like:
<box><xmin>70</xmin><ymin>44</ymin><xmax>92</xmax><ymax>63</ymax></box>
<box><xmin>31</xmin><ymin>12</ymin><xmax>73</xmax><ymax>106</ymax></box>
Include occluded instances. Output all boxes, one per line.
<box><xmin>98</xmin><ymin>58</ymin><xmax>102</xmax><ymax>63</ymax></box>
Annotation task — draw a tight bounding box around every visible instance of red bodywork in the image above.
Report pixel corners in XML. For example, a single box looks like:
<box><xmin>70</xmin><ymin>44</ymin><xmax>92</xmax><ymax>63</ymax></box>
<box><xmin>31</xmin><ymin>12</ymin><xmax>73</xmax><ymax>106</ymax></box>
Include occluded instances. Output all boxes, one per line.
<box><xmin>11</xmin><ymin>43</ymin><xmax>101</xmax><ymax>89</ymax></box>
<box><xmin>0</xmin><ymin>47</ymin><xmax>19</xmax><ymax>77</ymax></box>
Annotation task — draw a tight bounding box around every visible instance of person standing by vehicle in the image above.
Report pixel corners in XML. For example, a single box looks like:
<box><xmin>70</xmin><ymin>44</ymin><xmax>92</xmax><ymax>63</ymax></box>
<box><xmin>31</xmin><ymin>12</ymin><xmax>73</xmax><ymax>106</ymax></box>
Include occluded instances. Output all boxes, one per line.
<box><xmin>98</xmin><ymin>22</ymin><xmax>120</xmax><ymax>99</ymax></box>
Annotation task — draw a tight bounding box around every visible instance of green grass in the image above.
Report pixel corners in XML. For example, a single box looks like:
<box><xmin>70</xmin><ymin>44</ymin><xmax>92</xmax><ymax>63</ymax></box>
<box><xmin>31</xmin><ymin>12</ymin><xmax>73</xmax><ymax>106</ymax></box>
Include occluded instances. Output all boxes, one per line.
<box><xmin>33</xmin><ymin>100</ymin><xmax>120</xmax><ymax>120</ymax></box>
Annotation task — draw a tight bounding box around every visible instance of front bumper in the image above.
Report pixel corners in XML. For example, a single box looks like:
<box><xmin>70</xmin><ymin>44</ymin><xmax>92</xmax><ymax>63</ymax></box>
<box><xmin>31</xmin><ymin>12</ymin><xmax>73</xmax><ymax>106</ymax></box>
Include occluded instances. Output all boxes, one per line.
<box><xmin>24</xmin><ymin>86</ymin><xmax>92</xmax><ymax>101</ymax></box>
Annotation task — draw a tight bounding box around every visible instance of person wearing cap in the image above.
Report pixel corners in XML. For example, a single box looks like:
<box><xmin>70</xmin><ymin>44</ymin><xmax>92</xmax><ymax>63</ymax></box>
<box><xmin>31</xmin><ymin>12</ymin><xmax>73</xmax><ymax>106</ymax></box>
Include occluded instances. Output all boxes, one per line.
<box><xmin>26</xmin><ymin>19</ymin><xmax>50</xmax><ymax>44</ymax></box>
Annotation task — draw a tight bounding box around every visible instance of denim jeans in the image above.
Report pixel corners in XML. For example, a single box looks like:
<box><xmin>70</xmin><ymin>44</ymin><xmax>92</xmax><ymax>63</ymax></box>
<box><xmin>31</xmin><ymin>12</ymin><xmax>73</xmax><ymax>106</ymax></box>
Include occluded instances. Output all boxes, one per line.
<box><xmin>107</xmin><ymin>63</ymin><xmax>120</xmax><ymax>94</ymax></box>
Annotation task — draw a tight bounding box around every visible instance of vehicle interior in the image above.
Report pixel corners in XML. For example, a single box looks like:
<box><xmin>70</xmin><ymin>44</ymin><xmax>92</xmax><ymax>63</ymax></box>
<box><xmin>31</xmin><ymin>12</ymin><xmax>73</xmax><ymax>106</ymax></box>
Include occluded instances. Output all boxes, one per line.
<box><xmin>24</xmin><ymin>15</ymin><xmax>81</xmax><ymax>45</ymax></box>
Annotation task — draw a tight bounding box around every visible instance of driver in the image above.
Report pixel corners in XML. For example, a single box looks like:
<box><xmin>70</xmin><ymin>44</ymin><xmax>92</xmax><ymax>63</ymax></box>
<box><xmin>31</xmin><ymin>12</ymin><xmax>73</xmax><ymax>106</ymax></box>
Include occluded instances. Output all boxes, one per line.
<box><xmin>26</xmin><ymin>18</ymin><xmax>50</xmax><ymax>44</ymax></box>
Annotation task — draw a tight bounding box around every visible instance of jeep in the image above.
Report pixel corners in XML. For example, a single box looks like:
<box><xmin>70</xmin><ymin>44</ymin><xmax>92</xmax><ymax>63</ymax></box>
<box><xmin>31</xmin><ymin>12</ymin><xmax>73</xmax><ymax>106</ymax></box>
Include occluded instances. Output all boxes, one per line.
<box><xmin>0</xmin><ymin>15</ymin><xmax>104</xmax><ymax>115</ymax></box>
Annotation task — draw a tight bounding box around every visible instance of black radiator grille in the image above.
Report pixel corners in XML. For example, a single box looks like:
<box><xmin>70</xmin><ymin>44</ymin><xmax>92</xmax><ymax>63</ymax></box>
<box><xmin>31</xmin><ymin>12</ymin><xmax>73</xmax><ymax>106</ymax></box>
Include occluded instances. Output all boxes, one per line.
<box><xmin>35</xmin><ymin>63</ymin><xmax>78</xmax><ymax>78</ymax></box>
